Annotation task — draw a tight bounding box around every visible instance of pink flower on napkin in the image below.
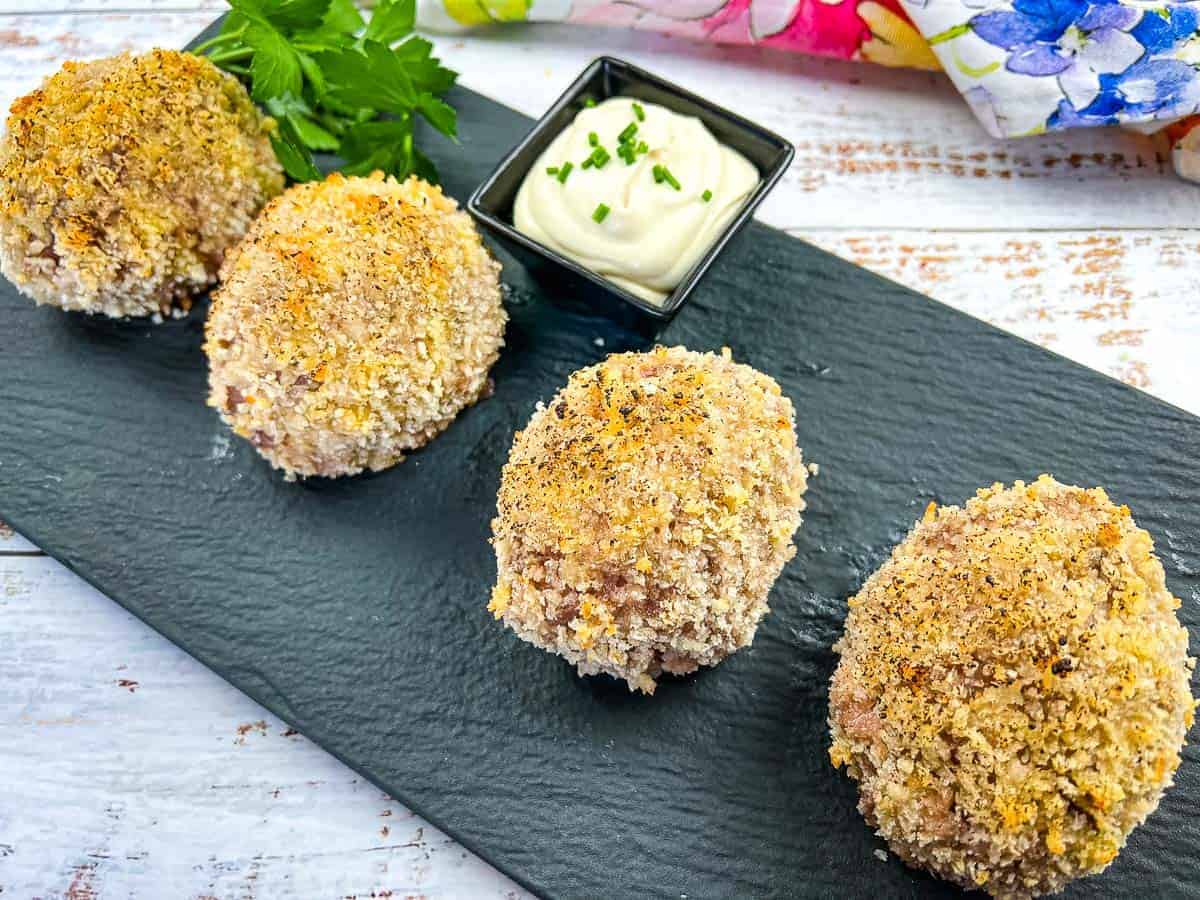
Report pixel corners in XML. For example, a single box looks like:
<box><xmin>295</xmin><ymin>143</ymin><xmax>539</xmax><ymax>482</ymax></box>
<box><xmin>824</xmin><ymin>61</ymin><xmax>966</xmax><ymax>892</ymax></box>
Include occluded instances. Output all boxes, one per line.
<box><xmin>424</xmin><ymin>1</ymin><xmax>939</xmax><ymax>69</ymax></box>
<box><xmin>610</xmin><ymin>1</ymin><xmax>938</xmax><ymax>68</ymax></box>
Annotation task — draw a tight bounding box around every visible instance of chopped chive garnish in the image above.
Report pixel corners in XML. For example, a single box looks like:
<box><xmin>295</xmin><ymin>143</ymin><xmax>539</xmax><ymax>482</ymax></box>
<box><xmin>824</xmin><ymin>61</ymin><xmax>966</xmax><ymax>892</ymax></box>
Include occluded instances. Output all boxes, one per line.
<box><xmin>583</xmin><ymin>97</ymin><xmax>596</xmax><ymax>108</ymax></box>
<box><xmin>652</xmin><ymin>164</ymin><xmax>665</xmax><ymax>184</ymax></box>
<box><xmin>658</xmin><ymin>164</ymin><xmax>681</xmax><ymax>190</ymax></box>
<box><xmin>618</xmin><ymin>122</ymin><xmax>638</xmax><ymax>143</ymax></box>
<box><xmin>589</xmin><ymin>146</ymin><xmax>611</xmax><ymax>168</ymax></box>
<box><xmin>636</xmin><ymin>140</ymin><xmax>648</xmax><ymax>154</ymax></box>
<box><xmin>556</xmin><ymin>161</ymin><xmax>573</xmax><ymax>183</ymax></box>
<box><xmin>588</xmin><ymin>131</ymin><xmax>599</xmax><ymax>147</ymax></box>
<box><xmin>592</xmin><ymin>203</ymin><xmax>610</xmax><ymax>223</ymax></box>
<box><xmin>546</xmin><ymin>166</ymin><xmax>559</xmax><ymax>176</ymax></box>
<box><xmin>618</xmin><ymin>144</ymin><xmax>636</xmax><ymax>165</ymax></box>
<box><xmin>582</xmin><ymin>158</ymin><xmax>594</xmax><ymax>169</ymax></box>
<box><xmin>701</xmin><ymin>189</ymin><xmax>713</xmax><ymax>202</ymax></box>
<box><xmin>632</xmin><ymin>101</ymin><xmax>645</xmax><ymax>121</ymax></box>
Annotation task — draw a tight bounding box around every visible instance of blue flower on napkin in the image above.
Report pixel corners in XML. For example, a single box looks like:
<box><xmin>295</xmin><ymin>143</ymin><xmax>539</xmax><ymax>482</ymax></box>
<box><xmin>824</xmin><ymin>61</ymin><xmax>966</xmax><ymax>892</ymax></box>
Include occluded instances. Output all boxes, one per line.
<box><xmin>971</xmin><ymin>0</ymin><xmax>1140</xmax><ymax>76</ymax></box>
<box><xmin>970</xmin><ymin>1</ymin><xmax>1145</xmax><ymax>77</ymax></box>
<box><xmin>905</xmin><ymin>0</ymin><xmax>1200</xmax><ymax>136</ymax></box>
<box><xmin>1051</xmin><ymin>57</ymin><xmax>1200</xmax><ymax>127</ymax></box>
<box><xmin>1129</xmin><ymin>4</ymin><xmax>1200</xmax><ymax>53</ymax></box>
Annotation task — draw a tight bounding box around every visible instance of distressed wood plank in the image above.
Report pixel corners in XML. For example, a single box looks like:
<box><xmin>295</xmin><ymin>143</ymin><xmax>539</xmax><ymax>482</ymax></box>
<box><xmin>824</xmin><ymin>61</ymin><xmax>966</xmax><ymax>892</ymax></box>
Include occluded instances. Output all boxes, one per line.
<box><xmin>0</xmin><ymin>8</ymin><xmax>1196</xmax><ymax>900</ymax></box>
<box><xmin>1</xmin><ymin>14</ymin><xmax>1198</xmax><ymax>230</ymax></box>
<box><xmin>0</xmin><ymin>14</ymin><xmax>1192</xmax><ymax>418</ymax></box>
<box><xmin>0</xmin><ymin>11</ymin><xmax>215</xmax><ymax>108</ymax></box>
<box><xmin>0</xmin><ymin>554</ymin><xmax>528</xmax><ymax>899</ymax></box>
<box><xmin>0</xmin><ymin>527</ymin><xmax>39</xmax><ymax>552</ymax></box>
<box><xmin>0</xmin><ymin>1</ymin><xmax>223</xmax><ymax>12</ymax></box>
<box><xmin>798</xmin><ymin>229</ymin><xmax>1200</xmax><ymax>416</ymax></box>
<box><xmin>429</xmin><ymin>25</ymin><xmax>1200</xmax><ymax>230</ymax></box>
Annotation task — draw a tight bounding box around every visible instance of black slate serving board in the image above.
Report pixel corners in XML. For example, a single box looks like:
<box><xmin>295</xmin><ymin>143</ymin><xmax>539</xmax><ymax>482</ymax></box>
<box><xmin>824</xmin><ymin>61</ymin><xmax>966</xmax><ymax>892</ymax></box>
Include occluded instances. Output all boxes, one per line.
<box><xmin>2</xmin><ymin>60</ymin><xmax>1199</xmax><ymax>900</ymax></box>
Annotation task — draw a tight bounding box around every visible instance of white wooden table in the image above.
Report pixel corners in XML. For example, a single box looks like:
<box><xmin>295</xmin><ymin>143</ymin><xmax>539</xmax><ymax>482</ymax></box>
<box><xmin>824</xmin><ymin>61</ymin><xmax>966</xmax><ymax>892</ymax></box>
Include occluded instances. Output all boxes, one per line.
<box><xmin>1</xmin><ymin>3</ymin><xmax>1197</xmax><ymax>897</ymax></box>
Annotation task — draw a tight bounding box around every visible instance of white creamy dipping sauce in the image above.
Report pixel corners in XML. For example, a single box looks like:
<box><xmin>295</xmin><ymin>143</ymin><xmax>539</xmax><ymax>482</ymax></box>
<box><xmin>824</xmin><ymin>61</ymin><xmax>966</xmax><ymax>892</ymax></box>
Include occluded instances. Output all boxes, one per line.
<box><xmin>513</xmin><ymin>97</ymin><xmax>759</xmax><ymax>305</ymax></box>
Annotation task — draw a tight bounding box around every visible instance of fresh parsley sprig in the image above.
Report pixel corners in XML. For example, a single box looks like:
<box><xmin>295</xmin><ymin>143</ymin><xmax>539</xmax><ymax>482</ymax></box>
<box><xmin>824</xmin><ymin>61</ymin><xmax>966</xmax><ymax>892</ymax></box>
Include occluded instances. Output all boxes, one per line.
<box><xmin>196</xmin><ymin>0</ymin><xmax>458</xmax><ymax>183</ymax></box>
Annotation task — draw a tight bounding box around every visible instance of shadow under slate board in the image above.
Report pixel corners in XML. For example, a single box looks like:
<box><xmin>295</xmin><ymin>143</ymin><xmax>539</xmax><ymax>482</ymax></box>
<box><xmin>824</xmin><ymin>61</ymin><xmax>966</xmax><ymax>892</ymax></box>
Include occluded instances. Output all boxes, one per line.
<box><xmin>1</xmin><ymin>32</ymin><xmax>1199</xmax><ymax>900</ymax></box>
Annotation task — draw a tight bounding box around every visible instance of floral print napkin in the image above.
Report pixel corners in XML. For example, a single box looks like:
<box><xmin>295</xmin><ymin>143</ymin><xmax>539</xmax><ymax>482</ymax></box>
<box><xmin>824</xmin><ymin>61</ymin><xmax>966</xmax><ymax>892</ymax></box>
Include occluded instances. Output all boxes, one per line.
<box><xmin>904</xmin><ymin>1</ymin><xmax>1200</xmax><ymax>138</ymax></box>
<box><xmin>416</xmin><ymin>1</ymin><xmax>1200</xmax><ymax>179</ymax></box>
<box><xmin>417</xmin><ymin>1</ymin><xmax>939</xmax><ymax>68</ymax></box>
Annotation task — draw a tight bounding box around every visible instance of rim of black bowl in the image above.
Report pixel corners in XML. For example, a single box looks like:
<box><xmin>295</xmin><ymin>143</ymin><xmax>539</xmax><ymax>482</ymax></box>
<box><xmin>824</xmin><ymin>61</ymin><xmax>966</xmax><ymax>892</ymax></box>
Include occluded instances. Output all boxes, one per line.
<box><xmin>467</xmin><ymin>56</ymin><xmax>796</xmax><ymax>321</ymax></box>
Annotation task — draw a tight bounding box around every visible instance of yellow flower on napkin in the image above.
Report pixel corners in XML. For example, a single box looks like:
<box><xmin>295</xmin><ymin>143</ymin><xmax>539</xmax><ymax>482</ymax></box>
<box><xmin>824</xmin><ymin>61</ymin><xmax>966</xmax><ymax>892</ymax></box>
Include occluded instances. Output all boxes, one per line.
<box><xmin>858</xmin><ymin>1</ymin><xmax>940</xmax><ymax>71</ymax></box>
<box><xmin>444</xmin><ymin>0</ymin><xmax>532</xmax><ymax>26</ymax></box>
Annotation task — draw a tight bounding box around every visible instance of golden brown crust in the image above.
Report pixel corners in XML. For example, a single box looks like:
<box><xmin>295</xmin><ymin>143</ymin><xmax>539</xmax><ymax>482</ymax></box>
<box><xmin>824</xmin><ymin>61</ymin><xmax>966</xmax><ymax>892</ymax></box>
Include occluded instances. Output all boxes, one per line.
<box><xmin>204</xmin><ymin>171</ymin><xmax>506</xmax><ymax>479</ymax></box>
<box><xmin>490</xmin><ymin>346</ymin><xmax>809</xmax><ymax>692</ymax></box>
<box><xmin>829</xmin><ymin>475</ymin><xmax>1197</xmax><ymax>898</ymax></box>
<box><xmin>0</xmin><ymin>49</ymin><xmax>282</xmax><ymax>316</ymax></box>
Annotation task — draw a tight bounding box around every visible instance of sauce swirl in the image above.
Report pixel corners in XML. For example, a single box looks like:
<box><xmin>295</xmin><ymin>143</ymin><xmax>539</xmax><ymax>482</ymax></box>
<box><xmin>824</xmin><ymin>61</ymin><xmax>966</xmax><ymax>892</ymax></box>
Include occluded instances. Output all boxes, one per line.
<box><xmin>514</xmin><ymin>98</ymin><xmax>759</xmax><ymax>304</ymax></box>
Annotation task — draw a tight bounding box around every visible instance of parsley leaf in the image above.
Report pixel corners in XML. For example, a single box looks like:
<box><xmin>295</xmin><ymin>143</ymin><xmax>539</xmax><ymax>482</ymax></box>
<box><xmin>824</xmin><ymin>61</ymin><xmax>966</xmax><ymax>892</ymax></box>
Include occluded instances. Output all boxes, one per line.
<box><xmin>265</xmin><ymin>94</ymin><xmax>340</xmax><ymax>151</ymax></box>
<box><xmin>318</xmin><ymin>41</ymin><xmax>417</xmax><ymax>112</ymax></box>
<box><xmin>244</xmin><ymin>23</ymin><xmax>302</xmax><ymax>101</ymax></box>
<box><xmin>395</xmin><ymin>37</ymin><xmax>458</xmax><ymax>94</ymax></box>
<box><xmin>224</xmin><ymin>0</ymin><xmax>331</xmax><ymax>31</ymax></box>
<box><xmin>321</xmin><ymin>0</ymin><xmax>364</xmax><ymax>33</ymax></box>
<box><xmin>416</xmin><ymin>93</ymin><xmax>456</xmax><ymax>139</ymax></box>
<box><xmin>270</xmin><ymin>118</ymin><xmax>323</xmax><ymax>181</ymax></box>
<box><xmin>295</xmin><ymin>51</ymin><xmax>326</xmax><ymax>95</ymax></box>
<box><xmin>363</xmin><ymin>0</ymin><xmax>416</xmax><ymax>45</ymax></box>
<box><xmin>203</xmin><ymin>0</ymin><xmax>458</xmax><ymax>183</ymax></box>
<box><xmin>340</xmin><ymin>117</ymin><xmax>413</xmax><ymax>176</ymax></box>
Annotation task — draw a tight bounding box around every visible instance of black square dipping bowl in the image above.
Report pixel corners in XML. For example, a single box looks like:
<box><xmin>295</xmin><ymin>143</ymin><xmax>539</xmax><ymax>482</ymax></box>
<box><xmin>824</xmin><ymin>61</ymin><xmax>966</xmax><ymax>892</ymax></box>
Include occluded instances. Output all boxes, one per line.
<box><xmin>467</xmin><ymin>56</ymin><xmax>795</xmax><ymax>328</ymax></box>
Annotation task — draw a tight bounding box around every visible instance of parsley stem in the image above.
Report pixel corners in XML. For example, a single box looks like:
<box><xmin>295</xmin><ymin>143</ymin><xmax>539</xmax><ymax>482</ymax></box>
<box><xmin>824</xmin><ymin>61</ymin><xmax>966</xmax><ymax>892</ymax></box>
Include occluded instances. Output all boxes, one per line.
<box><xmin>193</xmin><ymin>27</ymin><xmax>245</xmax><ymax>54</ymax></box>
<box><xmin>207</xmin><ymin>47</ymin><xmax>254</xmax><ymax>65</ymax></box>
<box><xmin>292</xmin><ymin>41</ymin><xmax>336</xmax><ymax>53</ymax></box>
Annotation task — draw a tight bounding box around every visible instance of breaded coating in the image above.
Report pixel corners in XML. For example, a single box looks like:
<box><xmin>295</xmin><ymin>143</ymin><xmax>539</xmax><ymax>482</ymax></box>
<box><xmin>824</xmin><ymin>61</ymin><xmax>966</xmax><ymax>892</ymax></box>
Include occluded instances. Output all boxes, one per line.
<box><xmin>0</xmin><ymin>49</ymin><xmax>282</xmax><ymax>317</ymax></box>
<box><xmin>205</xmin><ymin>172</ymin><xmax>505</xmax><ymax>480</ymax></box>
<box><xmin>489</xmin><ymin>346</ymin><xmax>808</xmax><ymax>693</ymax></box>
<box><xmin>829</xmin><ymin>475</ymin><xmax>1196</xmax><ymax>898</ymax></box>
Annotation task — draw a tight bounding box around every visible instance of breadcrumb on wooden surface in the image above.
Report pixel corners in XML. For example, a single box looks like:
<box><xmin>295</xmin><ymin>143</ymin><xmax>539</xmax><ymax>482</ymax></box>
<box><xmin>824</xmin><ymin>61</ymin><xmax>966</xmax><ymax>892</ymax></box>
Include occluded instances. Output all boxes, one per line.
<box><xmin>0</xmin><ymin>49</ymin><xmax>282</xmax><ymax>317</ymax></box>
<box><xmin>205</xmin><ymin>172</ymin><xmax>505</xmax><ymax>479</ymax></box>
<box><xmin>490</xmin><ymin>345</ymin><xmax>808</xmax><ymax>693</ymax></box>
<box><xmin>829</xmin><ymin>475</ymin><xmax>1196</xmax><ymax>899</ymax></box>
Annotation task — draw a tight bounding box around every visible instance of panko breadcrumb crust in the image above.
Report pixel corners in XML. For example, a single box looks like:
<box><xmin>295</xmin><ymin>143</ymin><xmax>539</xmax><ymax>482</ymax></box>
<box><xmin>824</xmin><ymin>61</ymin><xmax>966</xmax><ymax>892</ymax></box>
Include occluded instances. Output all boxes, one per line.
<box><xmin>829</xmin><ymin>475</ymin><xmax>1196</xmax><ymax>899</ymax></box>
<box><xmin>489</xmin><ymin>346</ymin><xmax>809</xmax><ymax>693</ymax></box>
<box><xmin>0</xmin><ymin>49</ymin><xmax>282</xmax><ymax>317</ymax></box>
<box><xmin>205</xmin><ymin>172</ymin><xmax>505</xmax><ymax>479</ymax></box>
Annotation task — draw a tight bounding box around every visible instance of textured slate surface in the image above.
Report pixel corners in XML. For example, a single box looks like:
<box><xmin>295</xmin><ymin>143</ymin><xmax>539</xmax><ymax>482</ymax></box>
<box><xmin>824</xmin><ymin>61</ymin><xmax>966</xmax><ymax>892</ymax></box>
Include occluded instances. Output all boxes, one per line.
<box><xmin>1</xmin><ymin>80</ymin><xmax>1198</xmax><ymax>899</ymax></box>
